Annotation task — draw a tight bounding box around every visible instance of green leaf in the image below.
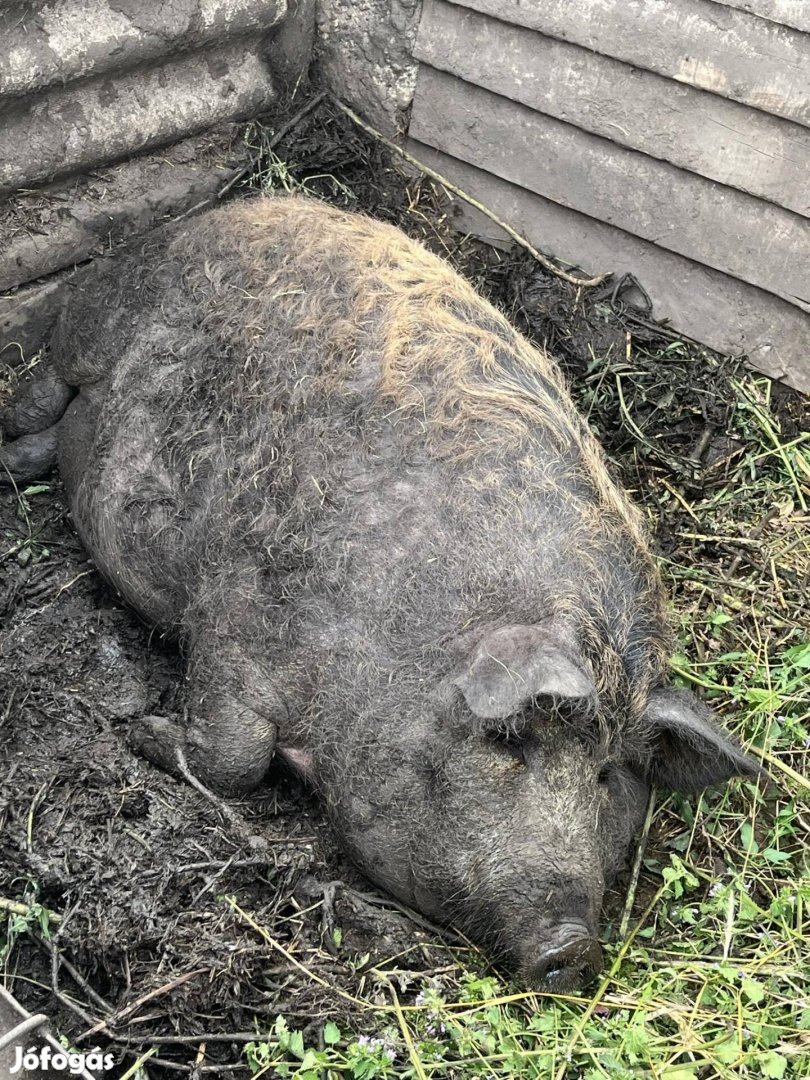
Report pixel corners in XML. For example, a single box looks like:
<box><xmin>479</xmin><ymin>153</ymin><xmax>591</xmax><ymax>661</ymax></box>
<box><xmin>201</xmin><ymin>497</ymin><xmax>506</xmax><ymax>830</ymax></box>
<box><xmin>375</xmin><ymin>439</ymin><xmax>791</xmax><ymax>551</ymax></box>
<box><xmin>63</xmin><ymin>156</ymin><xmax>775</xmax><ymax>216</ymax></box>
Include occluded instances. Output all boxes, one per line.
<box><xmin>740</xmin><ymin>823</ymin><xmax>759</xmax><ymax>853</ymax></box>
<box><xmin>623</xmin><ymin>1022</ymin><xmax>650</xmax><ymax>1057</ymax></box>
<box><xmin>745</xmin><ymin>688</ymin><xmax>783</xmax><ymax>712</ymax></box>
<box><xmin>737</xmin><ymin>891</ymin><xmax>761</xmax><ymax>923</ymax></box>
<box><xmin>714</xmin><ymin>1036</ymin><xmax>740</xmax><ymax>1064</ymax></box>
<box><xmin>759</xmin><ymin>1051</ymin><xmax>788</xmax><ymax>1078</ymax></box>
<box><xmin>21</xmin><ymin>484</ymin><xmax>50</xmax><ymax>496</ymax></box>
<box><xmin>323</xmin><ymin>1022</ymin><xmax>341</xmax><ymax>1045</ymax></box>
<box><xmin>759</xmin><ymin>1025</ymin><xmax>781</xmax><ymax>1049</ymax></box>
<box><xmin>785</xmin><ymin>643</ymin><xmax>810</xmax><ymax>668</ymax></box>
<box><xmin>288</xmin><ymin>1029</ymin><xmax>305</xmax><ymax>1060</ymax></box>
<box><xmin>529</xmin><ymin>1012</ymin><xmax>557</xmax><ymax>1033</ymax></box>
<box><xmin>741</xmin><ymin>978</ymin><xmax>765</xmax><ymax>1004</ymax></box>
<box><xmin>709</xmin><ymin>611</ymin><xmax>733</xmax><ymax>626</ymax></box>
<box><xmin>763</xmin><ymin>848</ymin><xmax>792</xmax><ymax>863</ymax></box>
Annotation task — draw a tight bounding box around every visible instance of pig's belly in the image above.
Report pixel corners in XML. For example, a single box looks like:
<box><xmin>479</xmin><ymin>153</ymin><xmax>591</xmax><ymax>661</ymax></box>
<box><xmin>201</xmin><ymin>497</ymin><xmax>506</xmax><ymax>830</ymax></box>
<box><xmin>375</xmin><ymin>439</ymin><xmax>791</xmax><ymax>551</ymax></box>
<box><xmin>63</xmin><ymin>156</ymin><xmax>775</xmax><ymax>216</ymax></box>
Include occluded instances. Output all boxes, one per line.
<box><xmin>59</xmin><ymin>385</ymin><xmax>194</xmax><ymax>634</ymax></box>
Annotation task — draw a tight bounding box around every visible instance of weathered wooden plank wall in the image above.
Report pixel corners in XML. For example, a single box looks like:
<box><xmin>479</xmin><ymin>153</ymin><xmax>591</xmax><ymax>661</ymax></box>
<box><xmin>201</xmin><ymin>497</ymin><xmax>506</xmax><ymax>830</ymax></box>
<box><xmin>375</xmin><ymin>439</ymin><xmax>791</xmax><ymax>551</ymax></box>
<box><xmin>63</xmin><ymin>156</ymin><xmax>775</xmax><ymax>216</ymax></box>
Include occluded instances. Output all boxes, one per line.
<box><xmin>710</xmin><ymin>0</ymin><xmax>810</xmax><ymax>32</ymax></box>
<box><xmin>409</xmin><ymin>0</ymin><xmax>810</xmax><ymax>390</ymax></box>
<box><xmin>412</xmin><ymin>68</ymin><xmax>807</xmax><ymax>303</ymax></box>
<box><xmin>414</xmin><ymin>2</ymin><xmax>809</xmax><ymax>215</ymax></box>
<box><xmin>446</xmin><ymin>0</ymin><xmax>810</xmax><ymax>124</ymax></box>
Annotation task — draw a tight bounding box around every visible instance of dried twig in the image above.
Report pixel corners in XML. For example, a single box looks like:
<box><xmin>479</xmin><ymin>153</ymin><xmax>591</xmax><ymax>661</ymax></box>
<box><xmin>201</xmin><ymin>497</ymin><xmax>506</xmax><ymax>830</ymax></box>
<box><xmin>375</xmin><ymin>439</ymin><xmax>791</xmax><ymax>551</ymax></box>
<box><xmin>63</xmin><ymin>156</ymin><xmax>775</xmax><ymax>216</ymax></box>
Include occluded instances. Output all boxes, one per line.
<box><xmin>38</xmin><ymin>934</ymin><xmax>112</xmax><ymax>1015</ymax></box>
<box><xmin>49</xmin><ymin>909</ymin><xmax>100</xmax><ymax>1029</ymax></box>
<box><xmin>619</xmin><ymin>787</ymin><xmax>657</xmax><ymax>940</ymax></box>
<box><xmin>174</xmin><ymin>746</ymin><xmax>261</xmax><ymax>845</ymax></box>
<box><xmin>77</xmin><ymin>969</ymin><xmax>208</xmax><ymax>1040</ymax></box>
<box><xmin>329</xmin><ymin>95</ymin><xmax>610</xmax><ymax>289</ymax></box>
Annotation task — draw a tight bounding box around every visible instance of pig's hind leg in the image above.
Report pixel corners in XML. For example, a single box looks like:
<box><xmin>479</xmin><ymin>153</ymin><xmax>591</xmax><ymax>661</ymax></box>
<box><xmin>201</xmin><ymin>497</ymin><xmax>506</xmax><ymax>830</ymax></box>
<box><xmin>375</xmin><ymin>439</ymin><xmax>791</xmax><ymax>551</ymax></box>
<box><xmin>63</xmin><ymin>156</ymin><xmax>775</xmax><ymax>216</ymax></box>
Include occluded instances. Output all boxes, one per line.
<box><xmin>129</xmin><ymin>640</ymin><xmax>281</xmax><ymax>795</ymax></box>
<box><xmin>0</xmin><ymin>363</ymin><xmax>74</xmax><ymax>483</ymax></box>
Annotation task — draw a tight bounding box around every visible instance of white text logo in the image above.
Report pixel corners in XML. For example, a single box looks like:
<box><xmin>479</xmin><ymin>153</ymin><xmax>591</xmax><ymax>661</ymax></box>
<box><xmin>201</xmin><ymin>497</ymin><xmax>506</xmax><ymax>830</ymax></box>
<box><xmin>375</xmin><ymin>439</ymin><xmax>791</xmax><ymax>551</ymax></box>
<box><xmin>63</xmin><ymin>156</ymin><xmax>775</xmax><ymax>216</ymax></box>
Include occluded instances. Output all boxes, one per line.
<box><xmin>10</xmin><ymin>1044</ymin><xmax>115</xmax><ymax>1074</ymax></box>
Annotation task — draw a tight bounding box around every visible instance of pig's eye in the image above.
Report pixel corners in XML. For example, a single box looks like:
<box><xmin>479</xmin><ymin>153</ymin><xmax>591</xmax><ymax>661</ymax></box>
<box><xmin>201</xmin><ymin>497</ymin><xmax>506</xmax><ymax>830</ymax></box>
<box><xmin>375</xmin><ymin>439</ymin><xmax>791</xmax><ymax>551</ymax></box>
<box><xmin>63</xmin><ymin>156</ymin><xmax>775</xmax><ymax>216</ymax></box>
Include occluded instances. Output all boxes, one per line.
<box><xmin>597</xmin><ymin>763</ymin><xmax>616</xmax><ymax>787</ymax></box>
<box><xmin>485</xmin><ymin>729</ymin><xmax>527</xmax><ymax>764</ymax></box>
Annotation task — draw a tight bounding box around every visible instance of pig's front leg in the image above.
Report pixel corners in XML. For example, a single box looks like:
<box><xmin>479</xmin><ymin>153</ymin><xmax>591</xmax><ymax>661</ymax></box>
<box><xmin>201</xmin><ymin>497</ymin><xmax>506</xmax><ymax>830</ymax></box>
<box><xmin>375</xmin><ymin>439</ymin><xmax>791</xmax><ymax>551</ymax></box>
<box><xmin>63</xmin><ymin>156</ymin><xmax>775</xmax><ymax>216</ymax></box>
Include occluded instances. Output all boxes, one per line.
<box><xmin>129</xmin><ymin>640</ymin><xmax>281</xmax><ymax>794</ymax></box>
<box><xmin>0</xmin><ymin>362</ymin><xmax>75</xmax><ymax>483</ymax></box>
<box><xmin>0</xmin><ymin>425</ymin><xmax>61</xmax><ymax>483</ymax></box>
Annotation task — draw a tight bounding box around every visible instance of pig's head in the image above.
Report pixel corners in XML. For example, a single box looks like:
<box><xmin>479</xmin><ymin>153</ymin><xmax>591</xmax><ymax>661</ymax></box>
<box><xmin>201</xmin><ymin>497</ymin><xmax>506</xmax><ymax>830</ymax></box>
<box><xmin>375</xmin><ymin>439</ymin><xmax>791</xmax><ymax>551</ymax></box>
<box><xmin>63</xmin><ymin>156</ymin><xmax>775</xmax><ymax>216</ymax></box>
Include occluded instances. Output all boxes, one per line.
<box><xmin>319</xmin><ymin>618</ymin><xmax>759</xmax><ymax>991</ymax></box>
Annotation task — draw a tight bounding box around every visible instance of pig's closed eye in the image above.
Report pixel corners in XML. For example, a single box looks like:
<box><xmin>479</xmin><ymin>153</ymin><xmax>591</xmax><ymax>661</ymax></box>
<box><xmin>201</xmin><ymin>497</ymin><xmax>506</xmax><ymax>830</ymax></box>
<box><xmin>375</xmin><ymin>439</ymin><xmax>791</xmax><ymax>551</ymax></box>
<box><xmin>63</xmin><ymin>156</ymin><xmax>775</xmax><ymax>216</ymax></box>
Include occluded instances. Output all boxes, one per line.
<box><xmin>486</xmin><ymin>729</ymin><xmax>528</xmax><ymax>764</ymax></box>
<box><xmin>597</xmin><ymin>762</ymin><xmax>617</xmax><ymax>786</ymax></box>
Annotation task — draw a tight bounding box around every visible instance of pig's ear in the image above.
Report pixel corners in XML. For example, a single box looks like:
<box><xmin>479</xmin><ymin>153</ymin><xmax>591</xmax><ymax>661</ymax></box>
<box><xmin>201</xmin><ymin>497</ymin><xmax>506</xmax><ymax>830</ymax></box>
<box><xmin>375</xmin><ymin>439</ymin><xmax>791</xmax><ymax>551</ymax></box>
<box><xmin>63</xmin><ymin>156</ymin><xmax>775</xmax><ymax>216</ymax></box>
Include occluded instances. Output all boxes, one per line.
<box><xmin>453</xmin><ymin>622</ymin><xmax>594</xmax><ymax>721</ymax></box>
<box><xmin>644</xmin><ymin>688</ymin><xmax>762</xmax><ymax>791</ymax></box>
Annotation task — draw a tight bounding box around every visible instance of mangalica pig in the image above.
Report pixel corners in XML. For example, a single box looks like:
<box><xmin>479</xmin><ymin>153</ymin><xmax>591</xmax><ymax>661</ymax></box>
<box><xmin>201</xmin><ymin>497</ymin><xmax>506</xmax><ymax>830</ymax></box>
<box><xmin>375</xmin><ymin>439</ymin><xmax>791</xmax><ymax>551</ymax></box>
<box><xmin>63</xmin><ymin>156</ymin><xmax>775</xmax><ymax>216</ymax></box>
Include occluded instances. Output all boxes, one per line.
<box><xmin>0</xmin><ymin>195</ymin><xmax>758</xmax><ymax>989</ymax></box>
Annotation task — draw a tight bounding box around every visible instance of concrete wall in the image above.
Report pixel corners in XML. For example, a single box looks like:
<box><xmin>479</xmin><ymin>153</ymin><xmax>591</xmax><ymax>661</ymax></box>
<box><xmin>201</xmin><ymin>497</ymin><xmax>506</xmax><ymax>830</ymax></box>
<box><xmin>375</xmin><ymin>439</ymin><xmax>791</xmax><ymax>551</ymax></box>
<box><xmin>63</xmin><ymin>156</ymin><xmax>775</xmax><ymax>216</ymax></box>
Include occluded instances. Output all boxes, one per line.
<box><xmin>407</xmin><ymin>0</ymin><xmax>810</xmax><ymax>392</ymax></box>
<box><xmin>314</xmin><ymin>0</ymin><xmax>422</xmax><ymax>133</ymax></box>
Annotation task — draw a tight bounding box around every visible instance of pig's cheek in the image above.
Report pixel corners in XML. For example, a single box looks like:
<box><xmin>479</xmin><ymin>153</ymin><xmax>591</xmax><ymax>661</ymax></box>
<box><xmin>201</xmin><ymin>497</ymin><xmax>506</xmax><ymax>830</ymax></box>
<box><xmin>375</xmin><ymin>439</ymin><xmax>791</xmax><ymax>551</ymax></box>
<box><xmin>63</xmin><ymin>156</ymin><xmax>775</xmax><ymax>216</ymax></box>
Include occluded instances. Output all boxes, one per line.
<box><xmin>336</xmin><ymin>796</ymin><xmax>406</xmax><ymax>868</ymax></box>
<box><xmin>612</xmin><ymin>772</ymin><xmax>650</xmax><ymax>842</ymax></box>
<box><xmin>412</xmin><ymin>880</ymin><xmax>445</xmax><ymax>922</ymax></box>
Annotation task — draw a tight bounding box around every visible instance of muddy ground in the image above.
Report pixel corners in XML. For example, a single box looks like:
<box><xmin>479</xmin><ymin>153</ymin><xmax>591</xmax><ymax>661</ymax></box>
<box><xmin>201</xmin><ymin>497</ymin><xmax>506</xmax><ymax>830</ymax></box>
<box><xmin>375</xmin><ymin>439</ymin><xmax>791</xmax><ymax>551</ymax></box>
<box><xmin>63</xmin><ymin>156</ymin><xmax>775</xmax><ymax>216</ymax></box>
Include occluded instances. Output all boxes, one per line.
<box><xmin>1</xmin><ymin>97</ymin><xmax>808</xmax><ymax>1077</ymax></box>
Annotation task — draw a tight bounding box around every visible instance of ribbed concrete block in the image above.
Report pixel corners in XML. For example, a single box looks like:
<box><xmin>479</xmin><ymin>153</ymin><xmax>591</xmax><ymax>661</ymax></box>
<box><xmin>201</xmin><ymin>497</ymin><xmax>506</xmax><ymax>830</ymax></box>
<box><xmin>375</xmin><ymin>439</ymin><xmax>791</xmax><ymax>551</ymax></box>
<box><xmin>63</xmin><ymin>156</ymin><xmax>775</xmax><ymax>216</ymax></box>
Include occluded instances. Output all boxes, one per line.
<box><xmin>0</xmin><ymin>128</ymin><xmax>248</xmax><ymax>293</ymax></box>
<box><xmin>0</xmin><ymin>43</ymin><xmax>277</xmax><ymax>194</ymax></box>
<box><xmin>0</xmin><ymin>279</ymin><xmax>66</xmax><ymax>365</ymax></box>
<box><xmin>0</xmin><ymin>0</ymin><xmax>286</xmax><ymax>98</ymax></box>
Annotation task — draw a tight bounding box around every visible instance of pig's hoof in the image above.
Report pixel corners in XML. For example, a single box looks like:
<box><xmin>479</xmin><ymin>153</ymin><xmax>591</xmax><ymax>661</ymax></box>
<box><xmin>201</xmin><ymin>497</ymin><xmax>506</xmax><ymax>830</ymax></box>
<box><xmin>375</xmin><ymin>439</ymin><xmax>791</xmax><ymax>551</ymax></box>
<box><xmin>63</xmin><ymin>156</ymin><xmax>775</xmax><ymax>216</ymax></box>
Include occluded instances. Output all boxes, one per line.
<box><xmin>0</xmin><ymin>366</ymin><xmax>73</xmax><ymax>438</ymax></box>
<box><xmin>128</xmin><ymin>714</ymin><xmax>186</xmax><ymax>775</ymax></box>
<box><xmin>0</xmin><ymin>428</ymin><xmax>59</xmax><ymax>484</ymax></box>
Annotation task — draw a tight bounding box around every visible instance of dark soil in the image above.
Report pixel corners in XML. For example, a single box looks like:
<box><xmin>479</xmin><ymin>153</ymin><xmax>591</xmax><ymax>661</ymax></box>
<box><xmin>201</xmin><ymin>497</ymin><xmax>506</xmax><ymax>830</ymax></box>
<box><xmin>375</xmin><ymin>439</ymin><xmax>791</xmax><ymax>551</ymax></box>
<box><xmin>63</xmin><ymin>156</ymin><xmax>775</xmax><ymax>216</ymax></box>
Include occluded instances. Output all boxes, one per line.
<box><xmin>1</xmin><ymin>95</ymin><xmax>806</xmax><ymax>1076</ymax></box>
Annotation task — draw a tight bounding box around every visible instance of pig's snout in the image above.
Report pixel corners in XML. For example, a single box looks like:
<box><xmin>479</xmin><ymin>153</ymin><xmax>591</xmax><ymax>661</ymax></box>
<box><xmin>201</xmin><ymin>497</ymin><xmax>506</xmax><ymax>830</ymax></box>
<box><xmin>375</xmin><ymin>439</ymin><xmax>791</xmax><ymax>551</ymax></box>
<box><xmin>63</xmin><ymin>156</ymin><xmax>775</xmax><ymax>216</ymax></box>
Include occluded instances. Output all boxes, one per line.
<box><xmin>527</xmin><ymin>923</ymin><xmax>603</xmax><ymax>992</ymax></box>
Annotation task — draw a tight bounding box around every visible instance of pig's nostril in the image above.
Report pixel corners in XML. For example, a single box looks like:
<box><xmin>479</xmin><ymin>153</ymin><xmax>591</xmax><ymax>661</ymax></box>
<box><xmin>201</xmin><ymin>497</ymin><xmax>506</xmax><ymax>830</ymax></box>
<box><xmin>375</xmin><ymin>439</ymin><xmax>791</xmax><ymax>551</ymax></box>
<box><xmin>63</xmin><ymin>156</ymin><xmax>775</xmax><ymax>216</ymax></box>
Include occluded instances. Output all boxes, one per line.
<box><xmin>530</xmin><ymin>933</ymin><xmax>603</xmax><ymax>991</ymax></box>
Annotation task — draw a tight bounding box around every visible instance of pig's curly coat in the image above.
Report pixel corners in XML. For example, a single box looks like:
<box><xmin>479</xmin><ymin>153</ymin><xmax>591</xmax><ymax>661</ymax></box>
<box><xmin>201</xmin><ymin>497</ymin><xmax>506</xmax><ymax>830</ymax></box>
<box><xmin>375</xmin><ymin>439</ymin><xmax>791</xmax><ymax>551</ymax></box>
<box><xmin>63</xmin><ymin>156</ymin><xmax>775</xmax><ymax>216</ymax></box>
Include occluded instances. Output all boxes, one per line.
<box><xmin>56</xmin><ymin>195</ymin><xmax>669</xmax><ymax>738</ymax></box>
<box><xmin>39</xmin><ymin>194</ymin><xmax>751</xmax><ymax>979</ymax></box>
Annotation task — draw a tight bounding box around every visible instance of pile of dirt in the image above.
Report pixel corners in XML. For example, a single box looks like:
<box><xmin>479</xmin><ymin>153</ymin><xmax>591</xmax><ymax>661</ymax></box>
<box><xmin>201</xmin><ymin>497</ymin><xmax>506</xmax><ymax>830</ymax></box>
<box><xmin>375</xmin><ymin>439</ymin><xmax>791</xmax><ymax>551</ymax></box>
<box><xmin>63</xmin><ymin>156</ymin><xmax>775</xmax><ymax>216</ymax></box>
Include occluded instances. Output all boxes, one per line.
<box><xmin>1</xmin><ymin>94</ymin><xmax>806</xmax><ymax>1076</ymax></box>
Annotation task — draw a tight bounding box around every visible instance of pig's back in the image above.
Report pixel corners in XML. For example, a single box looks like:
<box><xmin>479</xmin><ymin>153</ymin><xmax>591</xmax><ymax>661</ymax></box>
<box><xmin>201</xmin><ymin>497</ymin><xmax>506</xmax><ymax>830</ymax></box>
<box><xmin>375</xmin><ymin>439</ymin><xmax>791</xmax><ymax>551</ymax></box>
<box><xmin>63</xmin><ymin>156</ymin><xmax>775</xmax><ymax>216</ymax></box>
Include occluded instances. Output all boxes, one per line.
<box><xmin>53</xmin><ymin>196</ymin><xmax>658</xmax><ymax>661</ymax></box>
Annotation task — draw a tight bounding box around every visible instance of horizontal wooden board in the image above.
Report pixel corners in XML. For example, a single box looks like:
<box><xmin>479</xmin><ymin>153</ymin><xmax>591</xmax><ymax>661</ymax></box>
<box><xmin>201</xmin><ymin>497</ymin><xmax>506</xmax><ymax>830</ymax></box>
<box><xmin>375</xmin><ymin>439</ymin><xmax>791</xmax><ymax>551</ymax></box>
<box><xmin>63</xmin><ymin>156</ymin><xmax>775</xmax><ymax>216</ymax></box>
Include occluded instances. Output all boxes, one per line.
<box><xmin>710</xmin><ymin>0</ymin><xmax>810</xmax><ymax>33</ymax></box>
<box><xmin>415</xmin><ymin>0</ymin><xmax>810</xmax><ymax>217</ymax></box>
<box><xmin>407</xmin><ymin>141</ymin><xmax>810</xmax><ymax>393</ymax></box>
<box><xmin>452</xmin><ymin>0</ymin><xmax>810</xmax><ymax>127</ymax></box>
<box><xmin>409</xmin><ymin>67</ymin><xmax>810</xmax><ymax>304</ymax></box>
